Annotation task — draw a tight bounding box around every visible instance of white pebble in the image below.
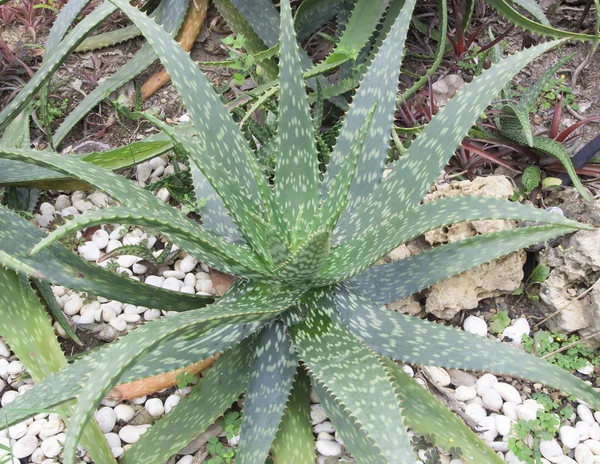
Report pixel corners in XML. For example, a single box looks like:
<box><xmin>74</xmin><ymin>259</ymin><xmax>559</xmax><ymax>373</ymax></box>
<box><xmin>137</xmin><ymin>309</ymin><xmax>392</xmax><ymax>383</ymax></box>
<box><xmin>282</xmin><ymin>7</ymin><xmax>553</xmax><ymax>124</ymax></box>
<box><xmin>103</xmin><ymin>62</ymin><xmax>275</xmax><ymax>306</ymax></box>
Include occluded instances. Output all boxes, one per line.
<box><xmin>455</xmin><ymin>386</ymin><xmax>477</xmax><ymax>402</ymax></box>
<box><xmin>54</xmin><ymin>195</ymin><xmax>71</xmax><ymax>210</ymax></box>
<box><xmin>156</xmin><ymin>188</ymin><xmax>170</xmax><ymax>202</ymax></box>
<box><xmin>91</xmin><ymin>229</ymin><xmax>109</xmax><ymax>250</ymax></box>
<box><xmin>465</xmin><ymin>403</ymin><xmax>487</xmax><ymax>425</ymax></box>
<box><xmin>162</xmin><ymin>277</ymin><xmax>182</xmax><ymax>291</ymax></box>
<box><xmin>179</xmin><ymin>113</ymin><xmax>190</xmax><ymax>124</ymax></box>
<box><xmin>118</xmin><ymin>425</ymin><xmax>150</xmax><ymax>444</ymax></box>
<box><xmin>106</xmin><ymin>239</ymin><xmax>122</xmax><ymax>253</ymax></box>
<box><xmin>314</xmin><ymin>421</ymin><xmax>335</xmax><ymax>433</ymax></box>
<box><xmin>482</xmin><ymin>389</ymin><xmax>503</xmax><ymax>410</ymax></box>
<box><xmin>133</xmin><ymin>263</ymin><xmax>148</xmax><ymax>274</ymax></box>
<box><xmin>315</xmin><ymin>439</ymin><xmax>342</xmax><ymax>457</ymax></box>
<box><xmin>575</xmin><ymin>443</ymin><xmax>594</xmax><ymax>464</ymax></box>
<box><xmin>463</xmin><ymin>315</ymin><xmax>487</xmax><ymax>336</ymax></box>
<box><xmin>577</xmin><ymin>421</ymin><xmax>591</xmax><ymax>441</ymax></box>
<box><xmin>517</xmin><ymin>404</ymin><xmax>538</xmax><ymax>421</ymax></box>
<box><xmin>39</xmin><ymin>202</ymin><xmax>55</xmax><ymax>216</ymax></box>
<box><xmin>109</xmin><ymin>317</ymin><xmax>127</xmax><ymax>332</ymax></box>
<box><xmin>540</xmin><ymin>438</ymin><xmax>563</xmax><ymax>463</ymax></box>
<box><xmin>9</xmin><ymin>422</ymin><xmax>27</xmax><ymax>439</ymax></box>
<box><xmin>145</xmin><ymin>398</ymin><xmax>165</xmax><ymax>417</ymax></box>
<box><xmin>61</xmin><ymin>206</ymin><xmax>80</xmax><ymax>217</ymax></box>
<box><xmin>144</xmin><ymin>309</ymin><xmax>161</xmax><ymax>321</ymax></box>
<box><xmin>184</xmin><ymin>273</ymin><xmax>196</xmax><ymax>287</ymax></box>
<box><xmin>95</xmin><ymin>407</ymin><xmax>117</xmax><ymax>433</ymax></box>
<box><xmin>145</xmin><ymin>276</ymin><xmax>164</xmax><ymax>287</ymax></box>
<box><xmin>310</xmin><ymin>404</ymin><xmax>327</xmax><ymax>425</ymax></box>
<box><xmin>180</xmin><ymin>286</ymin><xmax>195</xmax><ymax>294</ymax></box>
<box><xmin>8</xmin><ymin>360</ymin><xmax>24</xmax><ymax>375</ymax></box>
<box><xmin>163</xmin><ymin>270</ymin><xmax>185</xmax><ymax>279</ymax></box>
<box><xmin>78</xmin><ymin>242</ymin><xmax>101</xmax><ymax>261</ymax></box>
<box><xmin>89</xmin><ymin>192</ymin><xmax>108</xmax><ymax>207</ymax></box>
<box><xmin>41</xmin><ymin>437</ymin><xmax>61</xmax><ymax>457</ymax></box>
<box><xmin>560</xmin><ymin>425</ymin><xmax>580</xmax><ymax>449</ymax></box>
<box><xmin>164</xmin><ymin>395</ymin><xmax>181</xmax><ymax>414</ymax></box>
<box><xmin>12</xmin><ymin>434</ymin><xmax>38</xmax><ymax>458</ymax></box>
<box><xmin>476</xmin><ymin>373</ymin><xmax>498</xmax><ymax>396</ymax></box>
<box><xmin>112</xmin><ymin>447</ymin><xmax>124</xmax><ymax>458</ymax></box>
<box><xmin>179</xmin><ymin>255</ymin><xmax>198</xmax><ymax>273</ymax></box>
<box><xmin>0</xmin><ymin>340</ymin><xmax>10</xmax><ymax>358</ymax></box>
<box><xmin>117</xmin><ymin>255</ymin><xmax>139</xmax><ymax>268</ymax></box>
<box><xmin>579</xmin><ymin>404</ymin><xmax>596</xmax><ymax>426</ymax></box>
<box><xmin>492</xmin><ymin>383</ymin><xmax>522</xmax><ymax>404</ymax></box>
<box><xmin>114</xmin><ymin>404</ymin><xmax>135</xmax><ymax>423</ymax></box>
<box><xmin>495</xmin><ymin>414</ymin><xmax>514</xmax><ymax>437</ymax></box>
<box><xmin>74</xmin><ymin>200</ymin><xmax>94</xmax><ymax>213</ymax></box>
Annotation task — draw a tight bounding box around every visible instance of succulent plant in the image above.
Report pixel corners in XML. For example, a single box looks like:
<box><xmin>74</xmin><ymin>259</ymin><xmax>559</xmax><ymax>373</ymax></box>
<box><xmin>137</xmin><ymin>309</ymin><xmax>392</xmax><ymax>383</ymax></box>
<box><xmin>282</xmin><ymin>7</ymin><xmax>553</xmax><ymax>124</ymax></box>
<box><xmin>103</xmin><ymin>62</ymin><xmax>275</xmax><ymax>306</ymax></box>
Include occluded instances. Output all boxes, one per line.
<box><xmin>0</xmin><ymin>0</ymin><xmax>598</xmax><ymax>463</ymax></box>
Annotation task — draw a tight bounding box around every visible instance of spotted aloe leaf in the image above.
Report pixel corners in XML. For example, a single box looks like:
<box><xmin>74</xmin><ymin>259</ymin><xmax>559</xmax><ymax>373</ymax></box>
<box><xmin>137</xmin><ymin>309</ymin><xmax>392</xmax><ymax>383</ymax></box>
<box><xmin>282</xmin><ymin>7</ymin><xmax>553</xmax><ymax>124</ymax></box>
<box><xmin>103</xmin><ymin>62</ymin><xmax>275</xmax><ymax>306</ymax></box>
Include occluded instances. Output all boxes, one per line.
<box><xmin>0</xmin><ymin>128</ymin><xmax>185</xmax><ymax>189</ymax></box>
<box><xmin>317</xmin><ymin>196</ymin><xmax>586</xmax><ymax>284</ymax></box>
<box><xmin>120</xmin><ymin>340</ymin><xmax>253</xmax><ymax>464</ymax></box>
<box><xmin>312</xmin><ymin>379</ymin><xmax>384</xmax><ymax>464</ymax></box>
<box><xmin>236</xmin><ymin>322</ymin><xmax>297</xmax><ymax>464</ymax></box>
<box><xmin>335</xmin><ymin>285</ymin><xmax>600</xmax><ymax>409</ymax></box>
<box><xmin>347</xmin><ymin>225</ymin><xmax>584</xmax><ymax>305</ymax></box>
<box><xmin>274</xmin><ymin>0</ymin><xmax>320</xmax><ymax>237</ymax></box>
<box><xmin>381</xmin><ymin>358</ymin><xmax>504</xmax><ymax>464</ymax></box>
<box><xmin>244</xmin><ymin>210</ymin><xmax>290</xmax><ymax>266</ymax></box>
<box><xmin>289</xmin><ymin>291</ymin><xmax>414</xmax><ymax>462</ymax></box>
<box><xmin>316</xmin><ymin>103</ymin><xmax>377</xmax><ymax>232</ymax></box>
<box><xmin>141</xmin><ymin>115</ymin><xmax>277</xmax><ymax>265</ymax></box>
<box><xmin>0</xmin><ymin>268</ymin><xmax>116</xmax><ymax>464</ymax></box>
<box><xmin>56</xmin><ymin>283</ymin><xmax>301</xmax><ymax>464</ymax></box>
<box><xmin>0</xmin><ymin>205</ymin><xmax>208</xmax><ymax>310</ymax></box>
<box><xmin>275</xmin><ymin>230</ymin><xmax>331</xmax><ymax>286</ymax></box>
<box><xmin>322</xmin><ymin>0</ymin><xmax>416</xmax><ymax>221</ymax></box>
<box><xmin>53</xmin><ymin>0</ymin><xmax>189</xmax><ymax>146</ymax></box>
<box><xmin>338</xmin><ymin>39</ymin><xmax>567</xmax><ymax>242</ymax></box>
<box><xmin>1</xmin><ymin>320</ymin><xmax>264</xmax><ymax>428</ymax></box>
<box><xmin>484</xmin><ymin>0</ymin><xmax>594</xmax><ymax>39</ymax></box>
<box><xmin>269</xmin><ymin>367</ymin><xmax>315</xmax><ymax>463</ymax></box>
<box><xmin>103</xmin><ymin>0</ymin><xmax>270</xmax><ymax>222</ymax></box>
<box><xmin>0</xmin><ymin>147</ymin><xmax>267</xmax><ymax>277</ymax></box>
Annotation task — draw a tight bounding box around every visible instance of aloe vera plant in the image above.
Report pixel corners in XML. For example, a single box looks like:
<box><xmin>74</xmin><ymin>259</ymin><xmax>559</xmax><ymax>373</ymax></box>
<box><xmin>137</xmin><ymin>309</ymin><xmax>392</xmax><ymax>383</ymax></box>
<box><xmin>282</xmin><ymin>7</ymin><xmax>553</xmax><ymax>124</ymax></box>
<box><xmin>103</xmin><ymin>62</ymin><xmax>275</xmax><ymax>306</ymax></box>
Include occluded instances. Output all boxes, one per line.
<box><xmin>1</xmin><ymin>0</ymin><xmax>599</xmax><ymax>463</ymax></box>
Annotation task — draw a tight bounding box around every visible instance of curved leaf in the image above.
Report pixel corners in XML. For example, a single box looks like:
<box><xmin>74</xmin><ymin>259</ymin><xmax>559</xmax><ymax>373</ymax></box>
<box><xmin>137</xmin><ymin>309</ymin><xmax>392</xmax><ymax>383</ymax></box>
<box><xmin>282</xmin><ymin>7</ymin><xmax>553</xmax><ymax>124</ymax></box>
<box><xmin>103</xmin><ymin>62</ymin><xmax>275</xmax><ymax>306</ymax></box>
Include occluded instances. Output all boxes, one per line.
<box><xmin>120</xmin><ymin>340</ymin><xmax>253</xmax><ymax>464</ymax></box>
<box><xmin>347</xmin><ymin>225</ymin><xmax>587</xmax><ymax>304</ymax></box>
<box><xmin>289</xmin><ymin>291</ymin><xmax>414</xmax><ymax>463</ymax></box>
<box><xmin>236</xmin><ymin>322</ymin><xmax>297</xmax><ymax>464</ymax></box>
<box><xmin>335</xmin><ymin>285</ymin><xmax>600</xmax><ymax>410</ymax></box>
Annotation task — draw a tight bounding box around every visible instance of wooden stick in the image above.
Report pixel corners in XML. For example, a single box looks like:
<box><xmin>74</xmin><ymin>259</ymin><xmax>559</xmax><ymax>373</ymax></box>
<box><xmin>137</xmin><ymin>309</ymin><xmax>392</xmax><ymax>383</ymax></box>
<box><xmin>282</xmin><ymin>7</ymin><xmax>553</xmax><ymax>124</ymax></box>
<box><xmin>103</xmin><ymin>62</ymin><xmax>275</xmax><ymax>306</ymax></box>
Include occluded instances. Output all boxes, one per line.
<box><xmin>107</xmin><ymin>353</ymin><xmax>220</xmax><ymax>400</ymax></box>
<box><xmin>140</xmin><ymin>0</ymin><xmax>209</xmax><ymax>101</ymax></box>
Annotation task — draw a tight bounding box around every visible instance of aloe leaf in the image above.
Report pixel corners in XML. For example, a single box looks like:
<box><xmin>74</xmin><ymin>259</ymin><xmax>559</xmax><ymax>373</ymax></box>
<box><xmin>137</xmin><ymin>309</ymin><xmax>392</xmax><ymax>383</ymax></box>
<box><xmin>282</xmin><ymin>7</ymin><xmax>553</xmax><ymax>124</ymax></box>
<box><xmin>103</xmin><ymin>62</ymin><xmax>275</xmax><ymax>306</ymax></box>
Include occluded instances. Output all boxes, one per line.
<box><xmin>0</xmin><ymin>205</ymin><xmax>208</xmax><ymax>310</ymax></box>
<box><xmin>347</xmin><ymin>225</ymin><xmax>586</xmax><ymax>305</ymax></box>
<box><xmin>76</xmin><ymin>24</ymin><xmax>141</xmax><ymax>52</ymax></box>
<box><xmin>484</xmin><ymin>0</ymin><xmax>594</xmax><ymax>39</ymax></box>
<box><xmin>0</xmin><ymin>131</ymin><xmax>178</xmax><ymax>189</ymax></box>
<box><xmin>141</xmin><ymin>115</ymin><xmax>270</xmax><ymax>261</ymax></box>
<box><xmin>31</xmin><ymin>205</ymin><xmax>267</xmax><ymax>278</ymax></box>
<box><xmin>0</xmin><ymin>2</ymin><xmax>118</xmax><ymax>132</ymax></box>
<box><xmin>245</xmin><ymin>210</ymin><xmax>290</xmax><ymax>266</ymax></box>
<box><xmin>518</xmin><ymin>53</ymin><xmax>575</xmax><ymax>112</ymax></box>
<box><xmin>54</xmin><ymin>0</ymin><xmax>188</xmax><ymax>145</ymax></box>
<box><xmin>289</xmin><ymin>290</ymin><xmax>414</xmax><ymax>463</ymax></box>
<box><xmin>334</xmin><ymin>0</ymin><xmax>388</xmax><ymax>60</ymax></box>
<box><xmin>274</xmin><ymin>0</ymin><xmax>321</xmax><ymax>236</ymax></box>
<box><xmin>1</xmin><ymin>320</ymin><xmax>264</xmax><ymax>428</ymax></box>
<box><xmin>236</xmin><ymin>322</ymin><xmax>297</xmax><ymax>464</ymax></box>
<box><xmin>0</xmin><ymin>147</ymin><xmax>267</xmax><ymax>276</ymax></box>
<box><xmin>342</xmin><ymin>39</ymin><xmax>565</xmax><ymax>241</ymax></box>
<box><xmin>294</xmin><ymin>0</ymin><xmax>343</xmax><ymax>41</ymax></box>
<box><xmin>56</xmin><ymin>283</ymin><xmax>301</xmax><ymax>464</ymax></box>
<box><xmin>508</xmin><ymin>0</ymin><xmax>551</xmax><ymax>25</ymax></box>
<box><xmin>120</xmin><ymin>340</ymin><xmax>253</xmax><ymax>464</ymax></box>
<box><xmin>335</xmin><ymin>285</ymin><xmax>600</xmax><ymax>409</ymax></box>
<box><xmin>322</xmin><ymin>0</ymin><xmax>416</xmax><ymax>224</ymax></box>
<box><xmin>502</xmin><ymin>104</ymin><xmax>533</xmax><ymax>146</ymax></box>
<box><xmin>276</xmin><ymin>230</ymin><xmax>331</xmax><ymax>285</ymax></box>
<box><xmin>32</xmin><ymin>278</ymin><xmax>82</xmax><ymax>345</ymax></box>
<box><xmin>269</xmin><ymin>367</ymin><xmax>315</xmax><ymax>464</ymax></box>
<box><xmin>105</xmin><ymin>0</ymin><xmax>270</xmax><ymax>217</ymax></box>
<box><xmin>319</xmin><ymin>196</ymin><xmax>586</xmax><ymax>283</ymax></box>
<box><xmin>400</xmin><ymin>0</ymin><xmax>448</xmax><ymax>103</ymax></box>
<box><xmin>189</xmin><ymin>159</ymin><xmax>243</xmax><ymax>243</ymax></box>
<box><xmin>212</xmin><ymin>0</ymin><xmax>278</xmax><ymax>79</ymax></box>
<box><xmin>501</xmin><ymin>128</ymin><xmax>591</xmax><ymax>200</ymax></box>
<box><xmin>0</xmin><ymin>268</ymin><xmax>116</xmax><ymax>464</ymax></box>
<box><xmin>312</xmin><ymin>379</ymin><xmax>384</xmax><ymax>464</ymax></box>
<box><xmin>381</xmin><ymin>358</ymin><xmax>504</xmax><ymax>464</ymax></box>
<box><xmin>316</xmin><ymin>103</ymin><xmax>377</xmax><ymax>232</ymax></box>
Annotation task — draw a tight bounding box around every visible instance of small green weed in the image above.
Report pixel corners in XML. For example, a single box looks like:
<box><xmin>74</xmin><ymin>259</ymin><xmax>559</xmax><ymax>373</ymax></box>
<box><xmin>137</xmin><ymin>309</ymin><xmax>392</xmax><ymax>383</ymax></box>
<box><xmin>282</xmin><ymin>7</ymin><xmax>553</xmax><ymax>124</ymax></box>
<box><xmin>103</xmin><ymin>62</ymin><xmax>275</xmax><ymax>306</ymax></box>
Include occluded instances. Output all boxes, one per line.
<box><xmin>206</xmin><ymin>411</ymin><xmax>242</xmax><ymax>464</ymax></box>
<box><xmin>490</xmin><ymin>311</ymin><xmax>511</xmax><ymax>334</ymax></box>
<box><xmin>522</xmin><ymin>331</ymin><xmax>599</xmax><ymax>371</ymax></box>
<box><xmin>508</xmin><ymin>408</ymin><xmax>559</xmax><ymax>464</ymax></box>
<box><xmin>221</xmin><ymin>34</ymin><xmax>256</xmax><ymax>89</ymax></box>
<box><xmin>175</xmin><ymin>371</ymin><xmax>195</xmax><ymax>389</ymax></box>
<box><xmin>538</xmin><ymin>75</ymin><xmax>578</xmax><ymax>111</ymax></box>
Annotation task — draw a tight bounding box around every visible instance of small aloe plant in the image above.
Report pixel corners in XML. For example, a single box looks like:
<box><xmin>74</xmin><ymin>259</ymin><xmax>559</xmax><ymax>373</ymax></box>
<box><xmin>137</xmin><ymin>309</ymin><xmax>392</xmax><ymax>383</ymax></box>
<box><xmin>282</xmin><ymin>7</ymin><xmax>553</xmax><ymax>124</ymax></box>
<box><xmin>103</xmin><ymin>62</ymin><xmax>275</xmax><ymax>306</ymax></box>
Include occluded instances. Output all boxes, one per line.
<box><xmin>0</xmin><ymin>0</ymin><xmax>598</xmax><ymax>463</ymax></box>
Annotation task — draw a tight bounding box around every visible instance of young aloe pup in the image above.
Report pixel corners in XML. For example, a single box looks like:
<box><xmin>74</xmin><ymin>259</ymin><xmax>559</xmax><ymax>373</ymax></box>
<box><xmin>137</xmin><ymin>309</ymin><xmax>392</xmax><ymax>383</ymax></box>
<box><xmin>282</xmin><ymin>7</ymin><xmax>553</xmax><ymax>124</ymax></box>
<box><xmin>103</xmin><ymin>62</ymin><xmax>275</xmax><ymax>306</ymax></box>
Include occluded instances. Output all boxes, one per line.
<box><xmin>0</xmin><ymin>0</ymin><xmax>597</xmax><ymax>462</ymax></box>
